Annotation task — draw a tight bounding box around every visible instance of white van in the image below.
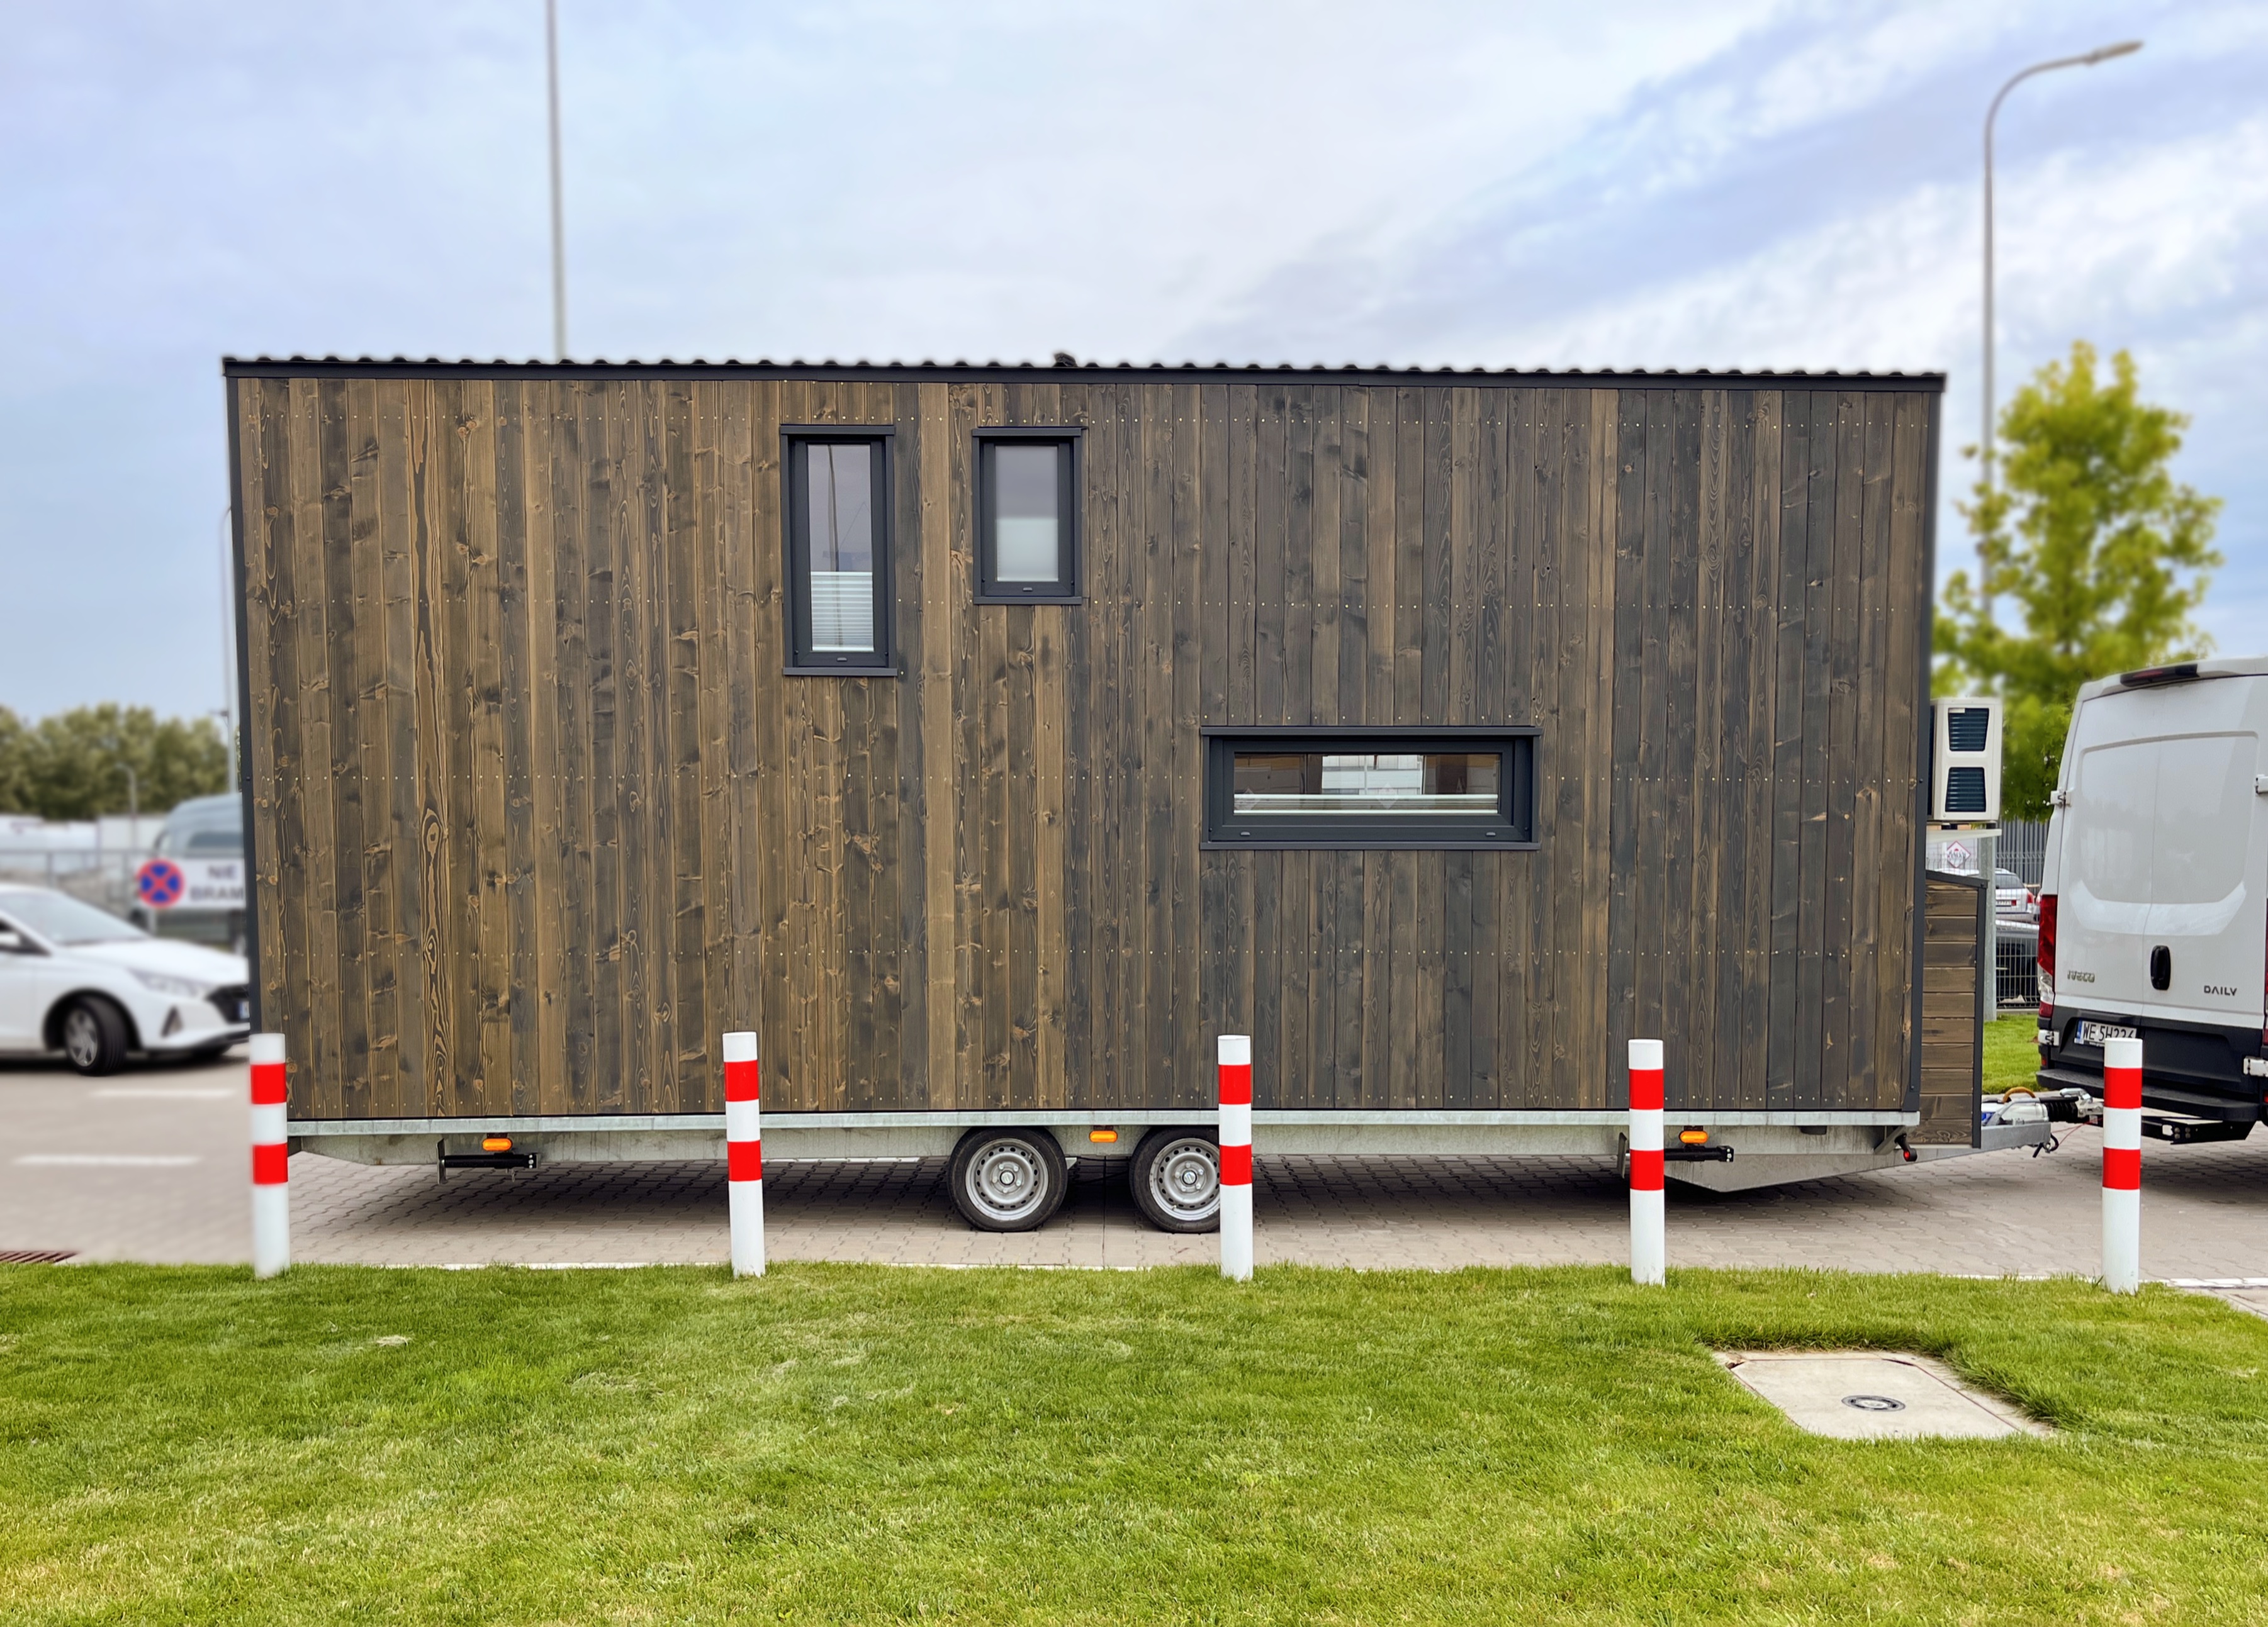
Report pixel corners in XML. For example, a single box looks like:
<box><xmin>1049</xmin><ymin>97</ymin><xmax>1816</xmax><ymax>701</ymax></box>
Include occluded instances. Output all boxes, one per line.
<box><xmin>2037</xmin><ymin>659</ymin><xmax>2268</xmax><ymax>1126</ymax></box>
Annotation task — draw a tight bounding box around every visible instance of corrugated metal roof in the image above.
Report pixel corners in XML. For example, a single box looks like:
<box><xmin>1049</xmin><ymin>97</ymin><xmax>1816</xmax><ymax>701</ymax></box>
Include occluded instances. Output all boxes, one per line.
<box><xmin>222</xmin><ymin>354</ymin><xmax>1946</xmax><ymax>391</ymax></box>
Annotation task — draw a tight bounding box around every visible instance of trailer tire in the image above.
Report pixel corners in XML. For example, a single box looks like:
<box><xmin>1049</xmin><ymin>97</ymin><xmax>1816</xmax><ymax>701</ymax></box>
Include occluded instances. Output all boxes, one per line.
<box><xmin>1129</xmin><ymin>1127</ymin><xmax>1221</xmax><ymax>1233</ymax></box>
<box><xmin>947</xmin><ymin>1128</ymin><xmax>1068</xmax><ymax>1232</ymax></box>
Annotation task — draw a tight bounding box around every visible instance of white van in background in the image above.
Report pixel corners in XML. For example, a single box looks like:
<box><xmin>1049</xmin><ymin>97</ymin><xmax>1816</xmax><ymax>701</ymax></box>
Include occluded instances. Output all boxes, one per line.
<box><xmin>2037</xmin><ymin>659</ymin><xmax>2268</xmax><ymax>1131</ymax></box>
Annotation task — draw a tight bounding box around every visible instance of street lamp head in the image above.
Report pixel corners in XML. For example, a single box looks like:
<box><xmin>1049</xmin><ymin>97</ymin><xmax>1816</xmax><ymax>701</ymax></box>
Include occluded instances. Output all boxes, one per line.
<box><xmin>2084</xmin><ymin>40</ymin><xmax>2143</xmax><ymax>65</ymax></box>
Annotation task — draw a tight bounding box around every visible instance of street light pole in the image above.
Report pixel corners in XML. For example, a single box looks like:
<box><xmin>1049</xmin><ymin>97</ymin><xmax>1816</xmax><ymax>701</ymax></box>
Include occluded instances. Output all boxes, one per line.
<box><xmin>1980</xmin><ymin>38</ymin><xmax>2141</xmax><ymax>623</ymax></box>
<box><xmin>546</xmin><ymin>0</ymin><xmax>569</xmax><ymax>361</ymax></box>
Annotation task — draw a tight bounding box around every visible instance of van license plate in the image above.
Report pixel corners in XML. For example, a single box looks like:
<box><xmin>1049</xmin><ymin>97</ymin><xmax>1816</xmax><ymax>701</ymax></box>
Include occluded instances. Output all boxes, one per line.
<box><xmin>2078</xmin><ymin>1021</ymin><xmax>2138</xmax><ymax>1046</ymax></box>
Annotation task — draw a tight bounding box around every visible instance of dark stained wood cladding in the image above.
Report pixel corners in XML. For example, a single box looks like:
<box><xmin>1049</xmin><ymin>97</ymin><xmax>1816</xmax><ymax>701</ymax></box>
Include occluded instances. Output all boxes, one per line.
<box><xmin>1912</xmin><ymin>874</ymin><xmax>1987</xmax><ymax>1145</ymax></box>
<box><xmin>234</xmin><ymin>375</ymin><xmax>1937</xmax><ymax>1120</ymax></box>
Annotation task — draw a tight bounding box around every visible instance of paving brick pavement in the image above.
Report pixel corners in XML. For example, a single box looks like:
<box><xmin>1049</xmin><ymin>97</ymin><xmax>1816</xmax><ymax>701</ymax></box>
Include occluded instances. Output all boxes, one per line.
<box><xmin>7</xmin><ymin>1053</ymin><xmax>2268</xmax><ymax>1311</ymax></box>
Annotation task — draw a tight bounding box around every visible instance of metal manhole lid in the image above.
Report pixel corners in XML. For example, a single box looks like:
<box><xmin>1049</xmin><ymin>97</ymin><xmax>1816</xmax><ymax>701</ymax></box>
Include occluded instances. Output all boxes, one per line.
<box><xmin>1842</xmin><ymin>1393</ymin><xmax>1907</xmax><ymax>1412</ymax></box>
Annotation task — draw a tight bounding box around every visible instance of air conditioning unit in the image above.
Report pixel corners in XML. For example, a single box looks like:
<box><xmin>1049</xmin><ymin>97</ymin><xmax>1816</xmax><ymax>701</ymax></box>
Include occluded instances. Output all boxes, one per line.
<box><xmin>1931</xmin><ymin>696</ymin><xmax>2001</xmax><ymax>823</ymax></box>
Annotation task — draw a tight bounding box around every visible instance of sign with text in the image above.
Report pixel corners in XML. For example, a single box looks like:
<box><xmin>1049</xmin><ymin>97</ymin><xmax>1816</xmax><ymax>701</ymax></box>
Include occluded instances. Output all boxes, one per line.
<box><xmin>140</xmin><ymin>858</ymin><xmax>245</xmax><ymax>910</ymax></box>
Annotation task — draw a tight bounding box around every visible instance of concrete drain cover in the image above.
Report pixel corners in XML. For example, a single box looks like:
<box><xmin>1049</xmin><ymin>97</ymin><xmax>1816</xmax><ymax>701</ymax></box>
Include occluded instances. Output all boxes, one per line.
<box><xmin>1717</xmin><ymin>1351</ymin><xmax>2050</xmax><ymax>1440</ymax></box>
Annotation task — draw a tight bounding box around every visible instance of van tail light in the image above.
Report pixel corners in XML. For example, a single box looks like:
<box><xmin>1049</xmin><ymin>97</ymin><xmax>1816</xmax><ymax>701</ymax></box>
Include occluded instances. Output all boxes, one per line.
<box><xmin>2037</xmin><ymin>893</ymin><xmax>2057</xmax><ymax>1026</ymax></box>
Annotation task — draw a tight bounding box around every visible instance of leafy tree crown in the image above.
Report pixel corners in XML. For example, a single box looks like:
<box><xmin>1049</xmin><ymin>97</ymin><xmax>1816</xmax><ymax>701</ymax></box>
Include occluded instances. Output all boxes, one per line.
<box><xmin>1936</xmin><ymin>342</ymin><xmax>2221</xmax><ymax>820</ymax></box>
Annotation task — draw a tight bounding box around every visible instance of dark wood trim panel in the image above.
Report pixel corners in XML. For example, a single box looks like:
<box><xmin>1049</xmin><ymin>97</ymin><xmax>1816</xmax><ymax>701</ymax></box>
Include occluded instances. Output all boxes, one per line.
<box><xmin>1912</xmin><ymin>870</ymin><xmax>1988</xmax><ymax>1145</ymax></box>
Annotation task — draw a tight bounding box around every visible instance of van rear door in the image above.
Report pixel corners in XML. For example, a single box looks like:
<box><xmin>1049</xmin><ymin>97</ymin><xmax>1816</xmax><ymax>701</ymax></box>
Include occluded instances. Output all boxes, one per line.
<box><xmin>2056</xmin><ymin>677</ymin><xmax>2265</xmax><ymax>1031</ymax></box>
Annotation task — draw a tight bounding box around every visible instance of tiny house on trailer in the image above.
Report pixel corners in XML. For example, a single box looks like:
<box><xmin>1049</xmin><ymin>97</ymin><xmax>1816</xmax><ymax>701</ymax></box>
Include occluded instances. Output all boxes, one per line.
<box><xmin>227</xmin><ymin>356</ymin><xmax>1997</xmax><ymax>1232</ymax></box>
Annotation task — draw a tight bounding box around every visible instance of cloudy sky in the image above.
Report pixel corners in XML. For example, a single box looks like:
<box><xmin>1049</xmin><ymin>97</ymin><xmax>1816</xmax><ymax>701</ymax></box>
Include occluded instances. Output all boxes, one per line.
<box><xmin>3</xmin><ymin>0</ymin><xmax>2259</xmax><ymax>719</ymax></box>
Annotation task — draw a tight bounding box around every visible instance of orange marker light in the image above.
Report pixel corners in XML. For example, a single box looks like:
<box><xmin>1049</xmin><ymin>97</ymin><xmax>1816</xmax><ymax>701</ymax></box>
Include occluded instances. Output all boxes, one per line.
<box><xmin>1678</xmin><ymin>1127</ymin><xmax>1709</xmax><ymax>1146</ymax></box>
<box><xmin>481</xmin><ymin>1136</ymin><xmax>514</xmax><ymax>1153</ymax></box>
<box><xmin>1088</xmin><ymin>1127</ymin><xmax>1119</xmax><ymax>1144</ymax></box>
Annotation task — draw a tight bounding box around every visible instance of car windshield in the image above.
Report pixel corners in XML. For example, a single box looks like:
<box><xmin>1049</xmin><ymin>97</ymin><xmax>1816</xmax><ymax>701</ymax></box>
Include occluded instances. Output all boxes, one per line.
<box><xmin>0</xmin><ymin>891</ymin><xmax>148</xmax><ymax>946</ymax></box>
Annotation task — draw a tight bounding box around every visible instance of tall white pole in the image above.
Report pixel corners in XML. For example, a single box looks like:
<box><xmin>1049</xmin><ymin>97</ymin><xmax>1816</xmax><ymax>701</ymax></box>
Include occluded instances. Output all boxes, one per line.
<box><xmin>546</xmin><ymin>0</ymin><xmax>569</xmax><ymax>361</ymax></box>
<box><xmin>1979</xmin><ymin>40</ymin><xmax>2142</xmax><ymax>625</ymax></box>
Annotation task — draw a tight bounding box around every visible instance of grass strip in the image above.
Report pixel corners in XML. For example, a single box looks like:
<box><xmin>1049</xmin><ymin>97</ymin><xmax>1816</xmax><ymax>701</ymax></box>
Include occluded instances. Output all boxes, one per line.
<box><xmin>1985</xmin><ymin>1010</ymin><xmax>2045</xmax><ymax>1099</ymax></box>
<box><xmin>3</xmin><ymin>1263</ymin><xmax>2264</xmax><ymax>1624</ymax></box>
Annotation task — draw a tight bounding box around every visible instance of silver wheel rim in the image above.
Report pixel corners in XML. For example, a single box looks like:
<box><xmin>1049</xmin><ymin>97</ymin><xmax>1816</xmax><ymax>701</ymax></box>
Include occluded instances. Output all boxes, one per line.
<box><xmin>63</xmin><ymin>1008</ymin><xmax>101</xmax><ymax>1068</ymax></box>
<box><xmin>962</xmin><ymin>1138</ymin><xmax>1051</xmax><ymax>1225</ymax></box>
<box><xmin>1147</xmin><ymin>1136</ymin><xmax>1220</xmax><ymax>1224</ymax></box>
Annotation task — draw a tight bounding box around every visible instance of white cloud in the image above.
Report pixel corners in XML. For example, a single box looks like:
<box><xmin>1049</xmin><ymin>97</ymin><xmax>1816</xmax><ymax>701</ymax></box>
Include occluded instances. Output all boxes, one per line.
<box><xmin>1</xmin><ymin>0</ymin><xmax>2263</xmax><ymax>710</ymax></box>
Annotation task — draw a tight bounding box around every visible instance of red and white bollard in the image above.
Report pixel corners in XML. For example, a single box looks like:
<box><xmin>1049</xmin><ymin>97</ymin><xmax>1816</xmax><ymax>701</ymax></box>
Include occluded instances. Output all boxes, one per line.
<box><xmin>1218</xmin><ymin>1034</ymin><xmax>1253</xmax><ymax>1282</ymax></box>
<box><xmin>1629</xmin><ymin>1038</ymin><xmax>1665</xmax><ymax>1286</ymax></box>
<box><xmin>2102</xmin><ymin>1034</ymin><xmax>2142</xmax><ymax>1294</ymax></box>
<box><xmin>724</xmin><ymin>1030</ymin><xmax>764</xmax><ymax>1278</ymax></box>
<box><xmin>249</xmin><ymin>1032</ymin><xmax>289</xmax><ymax>1278</ymax></box>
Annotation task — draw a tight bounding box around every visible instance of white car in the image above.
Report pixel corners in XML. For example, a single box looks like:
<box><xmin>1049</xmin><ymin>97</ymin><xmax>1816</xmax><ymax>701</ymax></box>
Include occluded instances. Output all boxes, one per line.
<box><xmin>0</xmin><ymin>884</ymin><xmax>251</xmax><ymax>1075</ymax></box>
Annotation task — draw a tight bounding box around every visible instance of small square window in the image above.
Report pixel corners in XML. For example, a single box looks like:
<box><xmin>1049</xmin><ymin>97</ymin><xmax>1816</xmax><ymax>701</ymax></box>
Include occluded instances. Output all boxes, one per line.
<box><xmin>1203</xmin><ymin>730</ymin><xmax>1538</xmax><ymax>849</ymax></box>
<box><xmin>784</xmin><ymin>431</ymin><xmax>894</xmax><ymax>672</ymax></box>
<box><xmin>976</xmin><ymin>430</ymin><xmax>1079</xmax><ymax>601</ymax></box>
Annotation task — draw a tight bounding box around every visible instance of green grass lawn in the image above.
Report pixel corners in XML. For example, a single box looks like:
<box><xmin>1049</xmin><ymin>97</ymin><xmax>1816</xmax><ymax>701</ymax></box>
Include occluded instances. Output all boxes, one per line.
<box><xmin>6</xmin><ymin>1266</ymin><xmax>2267</xmax><ymax>1623</ymax></box>
<box><xmin>1985</xmin><ymin>1010</ymin><xmax>2045</xmax><ymax>1098</ymax></box>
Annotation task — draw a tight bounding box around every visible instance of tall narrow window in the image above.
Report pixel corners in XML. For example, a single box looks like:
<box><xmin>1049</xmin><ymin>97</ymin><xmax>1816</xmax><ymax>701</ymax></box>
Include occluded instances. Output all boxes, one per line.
<box><xmin>976</xmin><ymin>430</ymin><xmax>1079</xmax><ymax>601</ymax></box>
<box><xmin>785</xmin><ymin>432</ymin><xmax>893</xmax><ymax>671</ymax></box>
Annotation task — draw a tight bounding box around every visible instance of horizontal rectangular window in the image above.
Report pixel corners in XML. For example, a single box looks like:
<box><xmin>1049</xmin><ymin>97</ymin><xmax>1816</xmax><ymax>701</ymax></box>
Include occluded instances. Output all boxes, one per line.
<box><xmin>784</xmin><ymin>431</ymin><xmax>894</xmax><ymax>672</ymax></box>
<box><xmin>1204</xmin><ymin>730</ymin><xmax>1537</xmax><ymax>849</ymax></box>
<box><xmin>975</xmin><ymin>428</ymin><xmax>1079</xmax><ymax>601</ymax></box>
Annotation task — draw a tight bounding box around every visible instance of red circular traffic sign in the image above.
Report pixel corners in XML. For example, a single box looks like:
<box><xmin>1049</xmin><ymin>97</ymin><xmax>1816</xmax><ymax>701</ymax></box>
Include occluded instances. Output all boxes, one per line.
<box><xmin>137</xmin><ymin>858</ymin><xmax>186</xmax><ymax>909</ymax></box>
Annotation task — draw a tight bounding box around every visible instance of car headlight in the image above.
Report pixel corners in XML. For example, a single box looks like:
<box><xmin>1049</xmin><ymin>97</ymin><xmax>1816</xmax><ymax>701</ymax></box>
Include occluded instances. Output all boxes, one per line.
<box><xmin>132</xmin><ymin>970</ymin><xmax>211</xmax><ymax>999</ymax></box>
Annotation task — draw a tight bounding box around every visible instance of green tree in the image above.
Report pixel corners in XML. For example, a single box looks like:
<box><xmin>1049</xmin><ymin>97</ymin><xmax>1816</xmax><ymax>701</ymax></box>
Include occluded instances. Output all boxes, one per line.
<box><xmin>1</xmin><ymin>705</ymin><xmax>230</xmax><ymax>822</ymax></box>
<box><xmin>1936</xmin><ymin>342</ymin><xmax>2221</xmax><ymax>820</ymax></box>
<box><xmin>0</xmin><ymin>707</ymin><xmax>28</xmax><ymax>814</ymax></box>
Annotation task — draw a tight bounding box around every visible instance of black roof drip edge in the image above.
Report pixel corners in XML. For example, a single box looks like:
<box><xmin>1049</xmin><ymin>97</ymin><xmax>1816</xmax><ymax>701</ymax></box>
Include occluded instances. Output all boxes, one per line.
<box><xmin>222</xmin><ymin>355</ymin><xmax>1947</xmax><ymax>392</ymax></box>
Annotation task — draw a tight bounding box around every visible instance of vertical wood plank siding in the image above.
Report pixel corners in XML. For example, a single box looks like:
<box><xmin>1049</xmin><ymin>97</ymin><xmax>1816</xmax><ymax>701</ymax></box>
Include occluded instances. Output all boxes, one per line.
<box><xmin>236</xmin><ymin>376</ymin><xmax>1937</xmax><ymax>1119</ymax></box>
<box><xmin>1912</xmin><ymin>875</ymin><xmax>1987</xmax><ymax>1144</ymax></box>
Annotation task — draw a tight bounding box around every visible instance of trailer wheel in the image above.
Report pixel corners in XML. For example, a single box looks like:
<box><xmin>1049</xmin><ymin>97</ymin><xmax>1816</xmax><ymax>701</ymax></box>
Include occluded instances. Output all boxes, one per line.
<box><xmin>1129</xmin><ymin>1127</ymin><xmax>1221</xmax><ymax>1233</ymax></box>
<box><xmin>947</xmin><ymin>1128</ymin><xmax>1068</xmax><ymax>1232</ymax></box>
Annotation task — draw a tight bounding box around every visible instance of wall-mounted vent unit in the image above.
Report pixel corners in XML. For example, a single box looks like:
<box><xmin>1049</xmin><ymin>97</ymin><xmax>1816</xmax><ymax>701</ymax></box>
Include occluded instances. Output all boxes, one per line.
<box><xmin>1932</xmin><ymin>697</ymin><xmax>2002</xmax><ymax>824</ymax></box>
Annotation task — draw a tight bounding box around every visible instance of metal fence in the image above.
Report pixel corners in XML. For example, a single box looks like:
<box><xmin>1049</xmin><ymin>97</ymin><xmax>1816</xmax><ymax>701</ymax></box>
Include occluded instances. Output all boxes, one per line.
<box><xmin>1996</xmin><ymin>928</ymin><xmax>2038</xmax><ymax>1010</ymax></box>
<box><xmin>0</xmin><ymin>849</ymin><xmax>154</xmax><ymax>917</ymax></box>
<box><xmin>1997</xmin><ymin>819</ymin><xmax>2050</xmax><ymax>887</ymax></box>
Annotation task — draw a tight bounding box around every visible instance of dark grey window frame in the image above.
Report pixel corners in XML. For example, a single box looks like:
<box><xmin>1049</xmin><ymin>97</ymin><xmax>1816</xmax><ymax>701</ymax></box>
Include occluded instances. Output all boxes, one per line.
<box><xmin>974</xmin><ymin>427</ymin><xmax>1082</xmax><ymax>603</ymax></box>
<box><xmin>782</xmin><ymin>426</ymin><xmax>896</xmax><ymax>675</ymax></box>
<box><xmin>1201</xmin><ymin>727</ymin><xmax>1540</xmax><ymax>850</ymax></box>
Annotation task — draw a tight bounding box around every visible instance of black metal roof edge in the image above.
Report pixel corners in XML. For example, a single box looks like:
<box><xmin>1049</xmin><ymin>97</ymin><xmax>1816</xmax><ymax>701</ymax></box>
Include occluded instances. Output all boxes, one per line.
<box><xmin>222</xmin><ymin>355</ymin><xmax>1948</xmax><ymax>392</ymax></box>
